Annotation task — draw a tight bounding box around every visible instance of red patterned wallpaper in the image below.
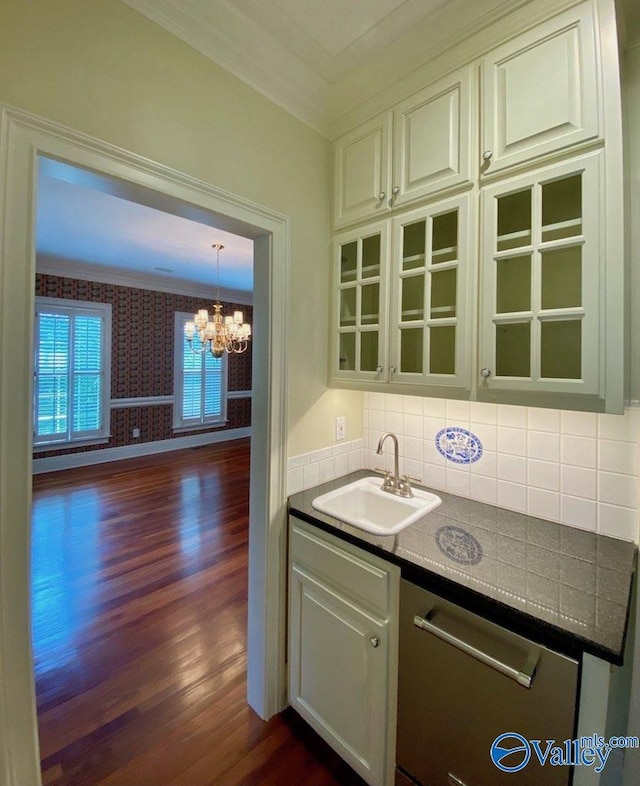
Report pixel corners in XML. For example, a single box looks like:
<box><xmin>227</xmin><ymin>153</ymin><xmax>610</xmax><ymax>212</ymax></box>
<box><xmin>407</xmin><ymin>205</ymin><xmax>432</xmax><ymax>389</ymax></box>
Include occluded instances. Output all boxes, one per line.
<box><xmin>34</xmin><ymin>273</ymin><xmax>252</xmax><ymax>458</ymax></box>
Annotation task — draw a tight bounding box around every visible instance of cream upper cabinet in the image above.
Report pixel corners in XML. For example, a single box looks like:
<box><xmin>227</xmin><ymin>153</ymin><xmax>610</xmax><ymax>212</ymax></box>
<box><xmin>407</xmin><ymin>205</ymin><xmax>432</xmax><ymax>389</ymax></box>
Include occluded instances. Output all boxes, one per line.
<box><xmin>329</xmin><ymin>0</ymin><xmax>623</xmax><ymax>412</ymax></box>
<box><xmin>334</xmin><ymin>67</ymin><xmax>473</xmax><ymax>229</ymax></box>
<box><xmin>330</xmin><ymin>195</ymin><xmax>472</xmax><ymax>395</ymax></box>
<box><xmin>388</xmin><ymin>195</ymin><xmax>473</xmax><ymax>392</ymax></box>
<box><xmin>392</xmin><ymin>68</ymin><xmax>472</xmax><ymax>209</ymax></box>
<box><xmin>331</xmin><ymin>221</ymin><xmax>390</xmax><ymax>383</ymax></box>
<box><xmin>481</xmin><ymin>4</ymin><xmax>599</xmax><ymax>175</ymax></box>
<box><xmin>334</xmin><ymin>113</ymin><xmax>392</xmax><ymax>228</ymax></box>
<box><xmin>479</xmin><ymin>152</ymin><xmax>602</xmax><ymax>400</ymax></box>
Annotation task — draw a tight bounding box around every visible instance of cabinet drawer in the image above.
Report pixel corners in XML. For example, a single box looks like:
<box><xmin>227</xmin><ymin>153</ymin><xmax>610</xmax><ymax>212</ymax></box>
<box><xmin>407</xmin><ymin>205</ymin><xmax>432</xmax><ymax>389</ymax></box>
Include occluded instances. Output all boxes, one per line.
<box><xmin>290</xmin><ymin>520</ymin><xmax>393</xmax><ymax>617</ymax></box>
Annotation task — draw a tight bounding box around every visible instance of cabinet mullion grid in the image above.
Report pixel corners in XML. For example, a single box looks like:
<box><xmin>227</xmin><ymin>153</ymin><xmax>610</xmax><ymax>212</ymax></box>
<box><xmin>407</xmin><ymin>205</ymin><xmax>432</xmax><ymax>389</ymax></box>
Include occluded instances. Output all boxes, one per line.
<box><xmin>355</xmin><ymin>237</ymin><xmax>363</xmax><ymax>372</ymax></box>
<box><xmin>490</xmin><ymin>164</ymin><xmax>591</xmax><ymax>388</ymax></box>
<box><xmin>490</xmin><ymin>182</ymin><xmax>531</xmax><ymax>382</ymax></box>
<box><xmin>396</xmin><ymin>211</ymin><xmax>460</xmax><ymax>380</ymax></box>
<box><xmin>531</xmin><ymin>181</ymin><xmax>542</xmax><ymax>382</ymax></box>
<box><xmin>537</xmin><ymin>168</ymin><xmax>587</xmax><ymax>385</ymax></box>
<box><xmin>336</xmin><ymin>240</ymin><xmax>358</xmax><ymax>374</ymax></box>
<box><xmin>359</xmin><ymin>234</ymin><xmax>383</xmax><ymax>374</ymax></box>
<box><xmin>427</xmin><ymin>209</ymin><xmax>459</xmax><ymax>379</ymax></box>
<box><xmin>396</xmin><ymin>216</ymin><xmax>426</xmax><ymax>378</ymax></box>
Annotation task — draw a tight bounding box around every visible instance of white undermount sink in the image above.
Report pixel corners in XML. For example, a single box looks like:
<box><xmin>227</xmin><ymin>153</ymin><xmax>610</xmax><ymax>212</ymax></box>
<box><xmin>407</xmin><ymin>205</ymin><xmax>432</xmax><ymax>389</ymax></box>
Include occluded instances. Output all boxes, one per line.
<box><xmin>311</xmin><ymin>476</ymin><xmax>441</xmax><ymax>535</ymax></box>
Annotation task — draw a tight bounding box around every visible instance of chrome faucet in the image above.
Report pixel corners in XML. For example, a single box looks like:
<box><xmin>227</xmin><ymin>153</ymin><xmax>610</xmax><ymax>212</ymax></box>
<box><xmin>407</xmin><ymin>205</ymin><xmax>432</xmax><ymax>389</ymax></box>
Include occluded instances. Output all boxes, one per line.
<box><xmin>375</xmin><ymin>432</ymin><xmax>420</xmax><ymax>498</ymax></box>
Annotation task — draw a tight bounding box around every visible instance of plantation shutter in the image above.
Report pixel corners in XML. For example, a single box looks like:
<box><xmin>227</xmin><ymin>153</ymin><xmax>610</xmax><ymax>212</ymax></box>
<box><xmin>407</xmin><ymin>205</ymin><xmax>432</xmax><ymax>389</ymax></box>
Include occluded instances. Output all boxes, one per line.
<box><xmin>35</xmin><ymin>312</ymin><xmax>70</xmax><ymax>439</ymax></box>
<box><xmin>72</xmin><ymin>314</ymin><xmax>103</xmax><ymax>435</ymax></box>
<box><xmin>34</xmin><ymin>300</ymin><xmax>111</xmax><ymax>446</ymax></box>
<box><xmin>204</xmin><ymin>352</ymin><xmax>224</xmax><ymax>418</ymax></box>
<box><xmin>176</xmin><ymin>313</ymin><xmax>227</xmax><ymax>428</ymax></box>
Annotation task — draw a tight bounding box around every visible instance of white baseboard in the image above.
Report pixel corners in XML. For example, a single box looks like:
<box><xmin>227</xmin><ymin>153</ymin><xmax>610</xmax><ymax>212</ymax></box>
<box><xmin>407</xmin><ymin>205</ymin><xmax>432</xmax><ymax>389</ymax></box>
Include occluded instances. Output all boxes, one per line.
<box><xmin>32</xmin><ymin>427</ymin><xmax>251</xmax><ymax>474</ymax></box>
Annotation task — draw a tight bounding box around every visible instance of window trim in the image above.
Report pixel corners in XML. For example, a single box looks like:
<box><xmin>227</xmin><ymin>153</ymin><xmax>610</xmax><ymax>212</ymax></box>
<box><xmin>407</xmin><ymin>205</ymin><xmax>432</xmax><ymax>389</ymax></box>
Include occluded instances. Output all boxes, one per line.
<box><xmin>173</xmin><ymin>311</ymin><xmax>228</xmax><ymax>432</ymax></box>
<box><xmin>33</xmin><ymin>296</ymin><xmax>112</xmax><ymax>448</ymax></box>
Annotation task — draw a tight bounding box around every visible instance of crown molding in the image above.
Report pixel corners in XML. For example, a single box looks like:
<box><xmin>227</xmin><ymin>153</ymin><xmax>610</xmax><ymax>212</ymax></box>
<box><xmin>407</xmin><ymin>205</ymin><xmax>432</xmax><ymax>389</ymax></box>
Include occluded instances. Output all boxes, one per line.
<box><xmin>120</xmin><ymin>0</ymin><xmax>582</xmax><ymax>139</ymax></box>
<box><xmin>329</xmin><ymin>0</ymin><xmax>584</xmax><ymax>137</ymax></box>
<box><xmin>37</xmin><ymin>254</ymin><xmax>254</xmax><ymax>306</ymax></box>
<box><xmin>120</xmin><ymin>0</ymin><xmax>332</xmax><ymax>137</ymax></box>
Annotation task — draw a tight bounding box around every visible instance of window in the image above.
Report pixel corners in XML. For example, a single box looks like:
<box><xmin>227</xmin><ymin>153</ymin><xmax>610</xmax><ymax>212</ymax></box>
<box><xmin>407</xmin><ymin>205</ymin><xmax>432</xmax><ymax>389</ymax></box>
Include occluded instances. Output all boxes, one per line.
<box><xmin>34</xmin><ymin>297</ymin><xmax>112</xmax><ymax>447</ymax></box>
<box><xmin>173</xmin><ymin>312</ymin><xmax>227</xmax><ymax>430</ymax></box>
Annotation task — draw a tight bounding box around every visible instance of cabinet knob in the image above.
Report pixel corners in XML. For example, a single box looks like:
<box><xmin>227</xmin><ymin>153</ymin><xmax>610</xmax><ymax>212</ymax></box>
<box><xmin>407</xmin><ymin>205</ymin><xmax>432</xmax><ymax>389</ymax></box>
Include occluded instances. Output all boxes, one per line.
<box><xmin>389</xmin><ymin>365</ymin><xmax>397</xmax><ymax>374</ymax></box>
<box><xmin>376</xmin><ymin>366</ymin><xmax>384</xmax><ymax>374</ymax></box>
<box><xmin>377</xmin><ymin>191</ymin><xmax>386</xmax><ymax>202</ymax></box>
<box><xmin>369</xmin><ymin>636</ymin><xmax>380</xmax><ymax>648</ymax></box>
<box><xmin>480</xmin><ymin>368</ymin><xmax>492</xmax><ymax>379</ymax></box>
<box><xmin>392</xmin><ymin>186</ymin><xmax>400</xmax><ymax>195</ymax></box>
<box><xmin>482</xmin><ymin>150</ymin><xmax>493</xmax><ymax>161</ymax></box>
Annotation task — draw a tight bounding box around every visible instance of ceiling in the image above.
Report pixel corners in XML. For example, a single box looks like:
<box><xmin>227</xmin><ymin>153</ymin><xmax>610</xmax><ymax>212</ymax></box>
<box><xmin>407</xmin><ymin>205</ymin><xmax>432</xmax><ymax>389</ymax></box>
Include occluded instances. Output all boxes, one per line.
<box><xmin>228</xmin><ymin>0</ymin><xmax>451</xmax><ymax>80</ymax></box>
<box><xmin>37</xmin><ymin>158</ymin><xmax>254</xmax><ymax>300</ymax></box>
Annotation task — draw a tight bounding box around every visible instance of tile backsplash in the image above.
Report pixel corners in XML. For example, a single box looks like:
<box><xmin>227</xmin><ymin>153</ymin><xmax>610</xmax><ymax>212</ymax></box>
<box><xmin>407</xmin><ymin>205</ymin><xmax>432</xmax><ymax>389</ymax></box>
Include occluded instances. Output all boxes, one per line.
<box><xmin>286</xmin><ymin>396</ymin><xmax>640</xmax><ymax>544</ymax></box>
<box><xmin>287</xmin><ymin>438</ymin><xmax>364</xmax><ymax>496</ymax></box>
<box><xmin>364</xmin><ymin>394</ymin><xmax>640</xmax><ymax>543</ymax></box>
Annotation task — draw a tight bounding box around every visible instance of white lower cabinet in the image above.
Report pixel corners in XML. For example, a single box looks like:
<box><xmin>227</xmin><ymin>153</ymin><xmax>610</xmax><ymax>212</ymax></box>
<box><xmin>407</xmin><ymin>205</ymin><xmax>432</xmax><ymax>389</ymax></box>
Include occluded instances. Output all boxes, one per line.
<box><xmin>288</xmin><ymin>517</ymin><xmax>399</xmax><ymax>786</ymax></box>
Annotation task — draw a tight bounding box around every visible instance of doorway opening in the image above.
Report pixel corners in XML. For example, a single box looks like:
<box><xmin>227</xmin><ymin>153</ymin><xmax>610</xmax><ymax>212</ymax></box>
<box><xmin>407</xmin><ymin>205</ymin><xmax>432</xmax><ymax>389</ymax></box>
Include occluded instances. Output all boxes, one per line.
<box><xmin>31</xmin><ymin>156</ymin><xmax>258</xmax><ymax>783</ymax></box>
<box><xmin>0</xmin><ymin>105</ymin><xmax>288</xmax><ymax>786</ymax></box>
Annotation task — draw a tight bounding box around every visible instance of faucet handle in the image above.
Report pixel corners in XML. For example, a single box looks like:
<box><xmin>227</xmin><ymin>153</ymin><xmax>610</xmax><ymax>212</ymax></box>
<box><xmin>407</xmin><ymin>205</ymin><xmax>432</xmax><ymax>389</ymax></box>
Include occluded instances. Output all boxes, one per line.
<box><xmin>397</xmin><ymin>474</ymin><xmax>422</xmax><ymax>498</ymax></box>
<box><xmin>374</xmin><ymin>467</ymin><xmax>396</xmax><ymax>491</ymax></box>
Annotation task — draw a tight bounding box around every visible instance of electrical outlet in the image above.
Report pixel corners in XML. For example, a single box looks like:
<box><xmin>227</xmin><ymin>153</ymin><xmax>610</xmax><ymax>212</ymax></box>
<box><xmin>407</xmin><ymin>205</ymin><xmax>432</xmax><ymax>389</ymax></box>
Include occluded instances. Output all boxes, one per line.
<box><xmin>132</xmin><ymin>427</ymin><xmax>140</xmax><ymax>438</ymax></box>
<box><xmin>336</xmin><ymin>416</ymin><xmax>346</xmax><ymax>441</ymax></box>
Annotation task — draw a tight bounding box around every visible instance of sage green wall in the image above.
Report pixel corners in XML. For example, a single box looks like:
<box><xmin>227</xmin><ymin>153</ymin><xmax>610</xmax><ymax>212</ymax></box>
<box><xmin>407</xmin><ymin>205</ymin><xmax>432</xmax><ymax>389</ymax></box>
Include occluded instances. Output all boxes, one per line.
<box><xmin>0</xmin><ymin>0</ymin><xmax>363</xmax><ymax>456</ymax></box>
<box><xmin>624</xmin><ymin>45</ymin><xmax>640</xmax><ymax>406</ymax></box>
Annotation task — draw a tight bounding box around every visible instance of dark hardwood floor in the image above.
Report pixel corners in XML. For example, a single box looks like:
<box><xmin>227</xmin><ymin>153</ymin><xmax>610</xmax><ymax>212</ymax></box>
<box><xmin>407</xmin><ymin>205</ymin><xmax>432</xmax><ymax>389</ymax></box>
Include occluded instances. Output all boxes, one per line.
<box><xmin>32</xmin><ymin>439</ymin><xmax>366</xmax><ymax>786</ymax></box>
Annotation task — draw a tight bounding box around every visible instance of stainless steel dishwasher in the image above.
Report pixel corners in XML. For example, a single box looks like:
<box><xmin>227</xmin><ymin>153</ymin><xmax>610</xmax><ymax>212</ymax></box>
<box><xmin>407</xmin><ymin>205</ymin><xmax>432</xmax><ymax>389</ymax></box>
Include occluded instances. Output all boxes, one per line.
<box><xmin>396</xmin><ymin>579</ymin><xmax>579</xmax><ymax>786</ymax></box>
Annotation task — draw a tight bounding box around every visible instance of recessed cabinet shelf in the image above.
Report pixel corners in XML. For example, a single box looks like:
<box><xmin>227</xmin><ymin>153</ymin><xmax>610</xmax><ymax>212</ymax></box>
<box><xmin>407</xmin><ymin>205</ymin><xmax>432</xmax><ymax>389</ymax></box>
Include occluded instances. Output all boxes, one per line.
<box><xmin>402</xmin><ymin>254</ymin><xmax>426</xmax><ymax>266</ymax></box>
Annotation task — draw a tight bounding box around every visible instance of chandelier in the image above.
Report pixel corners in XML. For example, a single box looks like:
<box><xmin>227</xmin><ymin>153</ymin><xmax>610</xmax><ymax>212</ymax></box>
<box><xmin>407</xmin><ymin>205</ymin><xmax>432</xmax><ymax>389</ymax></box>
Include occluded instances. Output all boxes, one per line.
<box><xmin>184</xmin><ymin>243</ymin><xmax>251</xmax><ymax>358</ymax></box>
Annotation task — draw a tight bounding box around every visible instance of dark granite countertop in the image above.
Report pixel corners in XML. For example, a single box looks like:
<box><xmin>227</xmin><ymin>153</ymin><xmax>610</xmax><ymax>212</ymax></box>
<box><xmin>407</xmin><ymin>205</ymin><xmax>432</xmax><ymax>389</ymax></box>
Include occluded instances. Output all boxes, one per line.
<box><xmin>288</xmin><ymin>471</ymin><xmax>637</xmax><ymax>665</ymax></box>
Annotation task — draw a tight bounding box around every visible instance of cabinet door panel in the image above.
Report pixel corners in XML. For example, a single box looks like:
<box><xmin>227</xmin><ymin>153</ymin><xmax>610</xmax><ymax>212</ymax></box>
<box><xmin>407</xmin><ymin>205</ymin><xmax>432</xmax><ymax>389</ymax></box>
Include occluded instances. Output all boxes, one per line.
<box><xmin>393</xmin><ymin>67</ymin><xmax>472</xmax><ymax>207</ymax></box>
<box><xmin>331</xmin><ymin>222</ymin><xmax>390</xmax><ymax>383</ymax></box>
<box><xmin>389</xmin><ymin>195</ymin><xmax>473</xmax><ymax>391</ymax></box>
<box><xmin>289</xmin><ymin>567</ymin><xmax>389</xmax><ymax>786</ymax></box>
<box><xmin>335</xmin><ymin>113</ymin><xmax>392</xmax><ymax>228</ymax></box>
<box><xmin>482</xmin><ymin>4</ymin><xmax>599</xmax><ymax>173</ymax></box>
<box><xmin>479</xmin><ymin>153</ymin><xmax>601</xmax><ymax>397</ymax></box>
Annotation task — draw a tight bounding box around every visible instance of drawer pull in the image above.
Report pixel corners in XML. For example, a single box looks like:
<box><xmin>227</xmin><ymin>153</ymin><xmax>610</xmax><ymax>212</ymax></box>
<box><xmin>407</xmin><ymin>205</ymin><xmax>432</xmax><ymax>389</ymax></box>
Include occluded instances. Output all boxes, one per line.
<box><xmin>413</xmin><ymin>610</ymin><xmax>539</xmax><ymax>689</ymax></box>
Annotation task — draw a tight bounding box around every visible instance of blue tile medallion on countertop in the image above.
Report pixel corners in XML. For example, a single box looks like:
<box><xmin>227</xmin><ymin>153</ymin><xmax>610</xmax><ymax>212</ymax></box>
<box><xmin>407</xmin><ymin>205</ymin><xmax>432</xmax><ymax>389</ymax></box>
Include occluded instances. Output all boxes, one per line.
<box><xmin>436</xmin><ymin>427</ymin><xmax>483</xmax><ymax>464</ymax></box>
<box><xmin>436</xmin><ymin>525</ymin><xmax>483</xmax><ymax>565</ymax></box>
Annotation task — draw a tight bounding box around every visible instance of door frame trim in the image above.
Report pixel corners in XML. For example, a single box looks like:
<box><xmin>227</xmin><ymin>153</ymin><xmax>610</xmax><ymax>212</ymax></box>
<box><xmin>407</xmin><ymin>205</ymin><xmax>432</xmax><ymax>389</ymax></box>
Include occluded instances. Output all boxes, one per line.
<box><xmin>0</xmin><ymin>104</ymin><xmax>289</xmax><ymax>785</ymax></box>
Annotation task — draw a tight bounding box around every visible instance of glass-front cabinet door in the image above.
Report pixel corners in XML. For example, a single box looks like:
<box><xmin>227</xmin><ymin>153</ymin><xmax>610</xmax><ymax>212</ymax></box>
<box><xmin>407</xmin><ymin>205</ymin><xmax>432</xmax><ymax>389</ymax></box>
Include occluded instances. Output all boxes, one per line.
<box><xmin>331</xmin><ymin>222</ymin><xmax>390</xmax><ymax>382</ymax></box>
<box><xmin>388</xmin><ymin>196</ymin><xmax>472</xmax><ymax>392</ymax></box>
<box><xmin>479</xmin><ymin>153</ymin><xmax>601</xmax><ymax>399</ymax></box>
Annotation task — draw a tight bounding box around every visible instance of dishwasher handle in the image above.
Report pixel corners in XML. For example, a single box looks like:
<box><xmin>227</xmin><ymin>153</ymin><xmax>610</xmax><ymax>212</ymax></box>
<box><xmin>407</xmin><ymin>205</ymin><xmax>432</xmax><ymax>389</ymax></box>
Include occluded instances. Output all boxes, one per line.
<box><xmin>413</xmin><ymin>610</ymin><xmax>539</xmax><ymax>689</ymax></box>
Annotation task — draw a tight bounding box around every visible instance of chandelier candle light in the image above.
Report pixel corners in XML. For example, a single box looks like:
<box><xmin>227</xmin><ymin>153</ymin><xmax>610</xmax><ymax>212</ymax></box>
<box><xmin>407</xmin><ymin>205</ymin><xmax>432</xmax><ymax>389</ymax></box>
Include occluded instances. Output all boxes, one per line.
<box><xmin>184</xmin><ymin>243</ymin><xmax>251</xmax><ymax>357</ymax></box>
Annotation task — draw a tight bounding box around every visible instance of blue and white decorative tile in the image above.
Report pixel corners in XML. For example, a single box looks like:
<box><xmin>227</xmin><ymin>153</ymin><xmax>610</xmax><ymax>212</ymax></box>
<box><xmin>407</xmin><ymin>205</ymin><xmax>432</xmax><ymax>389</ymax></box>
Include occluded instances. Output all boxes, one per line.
<box><xmin>435</xmin><ymin>427</ymin><xmax>483</xmax><ymax>465</ymax></box>
<box><xmin>435</xmin><ymin>525</ymin><xmax>483</xmax><ymax>566</ymax></box>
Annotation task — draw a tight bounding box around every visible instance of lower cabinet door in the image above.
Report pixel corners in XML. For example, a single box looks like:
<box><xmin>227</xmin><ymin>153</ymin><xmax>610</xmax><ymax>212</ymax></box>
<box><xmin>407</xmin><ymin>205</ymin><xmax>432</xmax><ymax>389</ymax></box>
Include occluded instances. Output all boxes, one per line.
<box><xmin>288</xmin><ymin>565</ymin><xmax>390</xmax><ymax>786</ymax></box>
